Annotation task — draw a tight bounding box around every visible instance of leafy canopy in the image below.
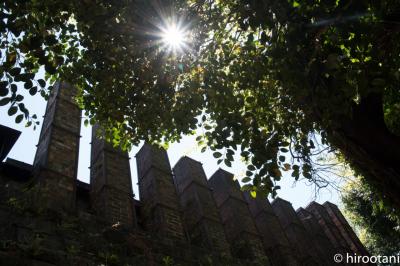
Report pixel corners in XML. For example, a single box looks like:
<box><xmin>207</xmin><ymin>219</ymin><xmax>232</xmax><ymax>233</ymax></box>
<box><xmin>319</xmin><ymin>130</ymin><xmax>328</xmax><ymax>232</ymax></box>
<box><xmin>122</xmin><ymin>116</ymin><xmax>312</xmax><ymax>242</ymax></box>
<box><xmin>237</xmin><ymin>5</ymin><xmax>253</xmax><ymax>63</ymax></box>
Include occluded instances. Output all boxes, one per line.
<box><xmin>1</xmin><ymin>0</ymin><xmax>399</xmax><ymax>198</ymax></box>
<box><xmin>342</xmin><ymin>177</ymin><xmax>400</xmax><ymax>257</ymax></box>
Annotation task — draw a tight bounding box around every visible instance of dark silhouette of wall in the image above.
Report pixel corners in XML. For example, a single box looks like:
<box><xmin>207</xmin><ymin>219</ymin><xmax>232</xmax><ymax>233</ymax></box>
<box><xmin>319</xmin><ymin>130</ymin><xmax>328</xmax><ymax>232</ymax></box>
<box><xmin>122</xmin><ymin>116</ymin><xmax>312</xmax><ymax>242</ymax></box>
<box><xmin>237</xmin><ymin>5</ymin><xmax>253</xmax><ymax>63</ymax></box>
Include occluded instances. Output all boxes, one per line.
<box><xmin>0</xmin><ymin>82</ymin><xmax>371</xmax><ymax>265</ymax></box>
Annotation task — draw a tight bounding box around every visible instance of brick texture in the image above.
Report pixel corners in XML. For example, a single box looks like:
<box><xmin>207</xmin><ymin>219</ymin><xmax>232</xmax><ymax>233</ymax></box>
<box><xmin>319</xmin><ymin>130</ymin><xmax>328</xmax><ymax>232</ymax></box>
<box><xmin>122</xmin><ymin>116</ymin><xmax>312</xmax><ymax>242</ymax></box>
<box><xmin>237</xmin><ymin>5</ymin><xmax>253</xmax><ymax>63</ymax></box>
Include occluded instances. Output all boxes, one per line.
<box><xmin>136</xmin><ymin>144</ymin><xmax>186</xmax><ymax>242</ymax></box>
<box><xmin>323</xmin><ymin>202</ymin><xmax>369</xmax><ymax>256</ymax></box>
<box><xmin>208</xmin><ymin>169</ymin><xmax>268</xmax><ymax>262</ymax></box>
<box><xmin>271</xmin><ymin>198</ymin><xmax>321</xmax><ymax>265</ymax></box>
<box><xmin>33</xmin><ymin>81</ymin><xmax>81</xmax><ymax>210</ymax></box>
<box><xmin>297</xmin><ymin>207</ymin><xmax>337</xmax><ymax>265</ymax></box>
<box><xmin>173</xmin><ymin>157</ymin><xmax>231</xmax><ymax>257</ymax></box>
<box><xmin>244</xmin><ymin>192</ymin><xmax>299</xmax><ymax>266</ymax></box>
<box><xmin>90</xmin><ymin>124</ymin><xmax>135</xmax><ymax>226</ymax></box>
<box><xmin>306</xmin><ymin>201</ymin><xmax>351</xmax><ymax>255</ymax></box>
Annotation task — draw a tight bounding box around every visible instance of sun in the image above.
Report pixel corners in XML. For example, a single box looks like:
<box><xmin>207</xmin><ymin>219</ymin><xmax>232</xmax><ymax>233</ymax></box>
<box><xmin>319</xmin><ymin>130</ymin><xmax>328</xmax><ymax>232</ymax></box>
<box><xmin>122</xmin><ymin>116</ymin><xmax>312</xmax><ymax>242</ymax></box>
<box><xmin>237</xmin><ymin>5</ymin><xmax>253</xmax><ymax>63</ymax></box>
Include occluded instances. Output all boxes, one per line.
<box><xmin>162</xmin><ymin>25</ymin><xmax>184</xmax><ymax>48</ymax></box>
<box><xmin>159</xmin><ymin>22</ymin><xmax>188</xmax><ymax>53</ymax></box>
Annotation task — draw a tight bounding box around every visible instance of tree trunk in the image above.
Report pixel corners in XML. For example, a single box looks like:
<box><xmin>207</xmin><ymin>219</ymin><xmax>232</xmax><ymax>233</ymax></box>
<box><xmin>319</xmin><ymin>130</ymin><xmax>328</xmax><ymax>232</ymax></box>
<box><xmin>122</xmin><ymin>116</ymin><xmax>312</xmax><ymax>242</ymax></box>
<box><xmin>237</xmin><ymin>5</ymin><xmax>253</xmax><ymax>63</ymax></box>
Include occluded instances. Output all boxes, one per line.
<box><xmin>329</xmin><ymin>93</ymin><xmax>400</xmax><ymax>209</ymax></box>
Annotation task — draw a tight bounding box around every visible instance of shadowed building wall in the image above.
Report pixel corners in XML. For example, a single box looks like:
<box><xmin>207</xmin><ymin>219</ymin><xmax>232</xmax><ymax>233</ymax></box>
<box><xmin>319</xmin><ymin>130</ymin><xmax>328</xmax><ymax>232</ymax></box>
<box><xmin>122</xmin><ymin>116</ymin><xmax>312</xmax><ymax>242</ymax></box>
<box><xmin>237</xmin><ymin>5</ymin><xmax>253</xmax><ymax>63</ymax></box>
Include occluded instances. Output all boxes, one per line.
<box><xmin>323</xmin><ymin>202</ymin><xmax>369</xmax><ymax>256</ymax></box>
<box><xmin>33</xmin><ymin>81</ymin><xmax>81</xmax><ymax>210</ymax></box>
<box><xmin>173</xmin><ymin>156</ymin><xmax>231</xmax><ymax>257</ymax></box>
<box><xmin>208</xmin><ymin>169</ymin><xmax>267</xmax><ymax>262</ymax></box>
<box><xmin>271</xmin><ymin>198</ymin><xmax>321</xmax><ymax>265</ymax></box>
<box><xmin>136</xmin><ymin>144</ymin><xmax>186</xmax><ymax>242</ymax></box>
<box><xmin>0</xmin><ymin>78</ymin><xmax>371</xmax><ymax>265</ymax></box>
<box><xmin>244</xmin><ymin>193</ymin><xmax>299</xmax><ymax>266</ymax></box>
<box><xmin>90</xmin><ymin>124</ymin><xmax>136</xmax><ymax>226</ymax></box>
<box><xmin>297</xmin><ymin>207</ymin><xmax>337</xmax><ymax>266</ymax></box>
<box><xmin>306</xmin><ymin>201</ymin><xmax>351</xmax><ymax>255</ymax></box>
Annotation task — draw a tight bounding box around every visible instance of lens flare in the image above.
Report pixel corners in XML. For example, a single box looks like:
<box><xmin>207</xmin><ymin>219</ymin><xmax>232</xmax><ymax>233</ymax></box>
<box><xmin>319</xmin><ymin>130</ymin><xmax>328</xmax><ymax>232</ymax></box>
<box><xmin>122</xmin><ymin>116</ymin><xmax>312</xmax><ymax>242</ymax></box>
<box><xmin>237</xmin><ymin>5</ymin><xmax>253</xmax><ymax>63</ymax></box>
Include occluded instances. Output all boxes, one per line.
<box><xmin>162</xmin><ymin>25</ymin><xmax>185</xmax><ymax>49</ymax></box>
<box><xmin>159</xmin><ymin>21</ymin><xmax>189</xmax><ymax>53</ymax></box>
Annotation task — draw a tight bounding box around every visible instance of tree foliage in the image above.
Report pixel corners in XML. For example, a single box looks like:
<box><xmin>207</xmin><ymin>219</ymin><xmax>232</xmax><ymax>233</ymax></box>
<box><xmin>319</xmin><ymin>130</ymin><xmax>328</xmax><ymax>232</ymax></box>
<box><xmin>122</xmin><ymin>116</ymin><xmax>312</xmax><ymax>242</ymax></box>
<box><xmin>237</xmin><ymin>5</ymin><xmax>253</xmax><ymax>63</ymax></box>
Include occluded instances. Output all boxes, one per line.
<box><xmin>342</xmin><ymin>177</ymin><xmax>400</xmax><ymax>257</ymax></box>
<box><xmin>1</xmin><ymin>1</ymin><xmax>400</xmax><ymax>202</ymax></box>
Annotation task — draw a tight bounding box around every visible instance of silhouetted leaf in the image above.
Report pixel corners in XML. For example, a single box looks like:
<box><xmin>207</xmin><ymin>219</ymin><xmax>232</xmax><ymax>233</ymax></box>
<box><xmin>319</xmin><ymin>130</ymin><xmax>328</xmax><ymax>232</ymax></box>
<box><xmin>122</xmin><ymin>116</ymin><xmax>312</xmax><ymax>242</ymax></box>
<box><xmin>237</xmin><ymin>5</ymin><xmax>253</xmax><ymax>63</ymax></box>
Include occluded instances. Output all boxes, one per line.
<box><xmin>15</xmin><ymin>114</ymin><xmax>23</xmax><ymax>123</ymax></box>
<box><xmin>8</xmin><ymin>106</ymin><xmax>18</xmax><ymax>116</ymax></box>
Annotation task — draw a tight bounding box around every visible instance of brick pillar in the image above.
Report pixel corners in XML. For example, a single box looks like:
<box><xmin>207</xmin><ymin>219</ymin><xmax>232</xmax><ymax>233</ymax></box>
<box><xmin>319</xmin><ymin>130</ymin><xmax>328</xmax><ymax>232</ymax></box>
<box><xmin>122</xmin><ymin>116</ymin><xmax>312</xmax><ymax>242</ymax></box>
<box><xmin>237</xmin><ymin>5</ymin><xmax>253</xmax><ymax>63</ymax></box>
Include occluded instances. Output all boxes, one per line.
<box><xmin>297</xmin><ymin>207</ymin><xmax>337</xmax><ymax>265</ymax></box>
<box><xmin>173</xmin><ymin>157</ymin><xmax>231</xmax><ymax>257</ymax></box>
<box><xmin>90</xmin><ymin>124</ymin><xmax>135</xmax><ymax>227</ymax></box>
<box><xmin>208</xmin><ymin>169</ymin><xmax>267</xmax><ymax>262</ymax></box>
<box><xmin>271</xmin><ymin>198</ymin><xmax>320</xmax><ymax>265</ymax></box>
<box><xmin>136</xmin><ymin>144</ymin><xmax>185</xmax><ymax>241</ymax></box>
<box><xmin>244</xmin><ymin>193</ymin><xmax>299</xmax><ymax>266</ymax></box>
<box><xmin>323</xmin><ymin>202</ymin><xmax>369</xmax><ymax>256</ymax></box>
<box><xmin>306</xmin><ymin>201</ymin><xmax>351</xmax><ymax>255</ymax></box>
<box><xmin>33</xmin><ymin>81</ymin><xmax>81</xmax><ymax>211</ymax></box>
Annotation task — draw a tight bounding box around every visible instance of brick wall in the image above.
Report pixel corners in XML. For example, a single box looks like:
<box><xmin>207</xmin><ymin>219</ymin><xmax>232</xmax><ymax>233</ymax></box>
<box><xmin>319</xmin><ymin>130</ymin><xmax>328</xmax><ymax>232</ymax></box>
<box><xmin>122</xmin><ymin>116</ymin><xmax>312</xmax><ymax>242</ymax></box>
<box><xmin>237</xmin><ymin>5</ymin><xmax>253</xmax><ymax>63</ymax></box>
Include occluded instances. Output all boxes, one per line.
<box><xmin>136</xmin><ymin>144</ymin><xmax>186</xmax><ymax>242</ymax></box>
<box><xmin>173</xmin><ymin>157</ymin><xmax>231</xmax><ymax>257</ymax></box>
<box><xmin>271</xmin><ymin>198</ymin><xmax>321</xmax><ymax>265</ymax></box>
<box><xmin>208</xmin><ymin>169</ymin><xmax>268</xmax><ymax>262</ymax></box>
<box><xmin>323</xmin><ymin>202</ymin><xmax>370</xmax><ymax>256</ymax></box>
<box><xmin>306</xmin><ymin>201</ymin><xmax>352</xmax><ymax>255</ymax></box>
<box><xmin>90</xmin><ymin>124</ymin><xmax>135</xmax><ymax>227</ymax></box>
<box><xmin>1</xmin><ymin>79</ymin><xmax>371</xmax><ymax>264</ymax></box>
<box><xmin>244</xmin><ymin>192</ymin><xmax>299</xmax><ymax>266</ymax></box>
<box><xmin>33</xmin><ymin>81</ymin><xmax>81</xmax><ymax>211</ymax></box>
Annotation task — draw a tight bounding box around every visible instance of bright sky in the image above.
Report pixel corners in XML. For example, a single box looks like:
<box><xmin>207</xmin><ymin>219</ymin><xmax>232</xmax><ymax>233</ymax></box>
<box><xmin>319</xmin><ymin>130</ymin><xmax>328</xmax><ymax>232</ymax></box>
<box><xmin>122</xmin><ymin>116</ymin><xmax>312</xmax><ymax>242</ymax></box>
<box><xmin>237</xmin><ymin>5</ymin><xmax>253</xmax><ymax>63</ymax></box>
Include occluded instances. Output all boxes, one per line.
<box><xmin>0</xmin><ymin>82</ymin><xmax>343</xmax><ymax>209</ymax></box>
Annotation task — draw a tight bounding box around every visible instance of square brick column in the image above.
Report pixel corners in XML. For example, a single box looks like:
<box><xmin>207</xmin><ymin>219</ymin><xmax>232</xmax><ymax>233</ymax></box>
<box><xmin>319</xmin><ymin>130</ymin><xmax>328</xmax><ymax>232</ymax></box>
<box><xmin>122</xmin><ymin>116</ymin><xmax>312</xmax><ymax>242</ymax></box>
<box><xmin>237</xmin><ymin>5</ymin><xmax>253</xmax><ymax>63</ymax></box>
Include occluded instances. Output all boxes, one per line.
<box><xmin>297</xmin><ymin>207</ymin><xmax>337</xmax><ymax>265</ymax></box>
<box><xmin>306</xmin><ymin>201</ymin><xmax>351</xmax><ymax>255</ymax></box>
<box><xmin>271</xmin><ymin>198</ymin><xmax>320</xmax><ymax>265</ymax></box>
<box><xmin>136</xmin><ymin>144</ymin><xmax>186</xmax><ymax>242</ymax></box>
<box><xmin>208</xmin><ymin>169</ymin><xmax>268</xmax><ymax>262</ymax></box>
<box><xmin>173</xmin><ymin>157</ymin><xmax>231</xmax><ymax>257</ymax></box>
<box><xmin>323</xmin><ymin>202</ymin><xmax>369</xmax><ymax>256</ymax></box>
<box><xmin>33</xmin><ymin>81</ymin><xmax>81</xmax><ymax>211</ymax></box>
<box><xmin>90</xmin><ymin>124</ymin><xmax>136</xmax><ymax>227</ymax></box>
<box><xmin>244</xmin><ymin>193</ymin><xmax>299</xmax><ymax>266</ymax></box>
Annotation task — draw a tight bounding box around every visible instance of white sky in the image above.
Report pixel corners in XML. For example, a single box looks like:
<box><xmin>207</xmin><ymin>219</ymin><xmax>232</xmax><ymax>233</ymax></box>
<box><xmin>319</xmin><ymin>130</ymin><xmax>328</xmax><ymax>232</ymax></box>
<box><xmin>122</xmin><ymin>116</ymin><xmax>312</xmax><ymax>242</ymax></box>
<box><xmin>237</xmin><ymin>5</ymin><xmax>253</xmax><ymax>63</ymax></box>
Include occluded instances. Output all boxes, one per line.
<box><xmin>0</xmin><ymin>82</ymin><xmax>342</xmax><ymax>209</ymax></box>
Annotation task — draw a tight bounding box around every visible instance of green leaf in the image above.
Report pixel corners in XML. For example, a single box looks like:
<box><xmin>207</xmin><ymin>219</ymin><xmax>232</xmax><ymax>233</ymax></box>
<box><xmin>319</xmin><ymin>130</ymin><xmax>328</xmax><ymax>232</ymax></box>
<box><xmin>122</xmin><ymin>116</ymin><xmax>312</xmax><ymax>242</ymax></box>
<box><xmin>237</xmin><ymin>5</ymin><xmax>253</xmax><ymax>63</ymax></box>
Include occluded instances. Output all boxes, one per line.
<box><xmin>15</xmin><ymin>94</ymin><xmax>24</xmax><ymax>102</ymax></box>
<box><xmin>8</xmin><ymin>106</ymin><xmax>18</xmax><ymax>116</ymax></box>
<box><xmin>224</xmin><ymin>159</ymin><xmax>232</xmax><ymax>167</ymax></box>
<box><xmin>0</xmin><ymin>97</ymin><xmax>11</xmax><ymax>106</ymax></box>
<box><xmin>0</xmin><ymin>86</ymin><xmax>8</xmax><ymax>96</ymax></box>
<box><xmin>213</xmin><ymin>152</ymin><xmax>222</xmax><ymax>158</ymax></box>
<box><xmin>15</xmin><ymin>114</ymin><xmax>23</xmax><ymax>123</ymax></box>
<box><xmin>242</xmin><ymin>177</ymin><xmax>251</xmax><ymax>183</ymax></box>
<box><xmin>29</xmin><ymin>86</ymin><xmax>38</xmax><ymax>95</ymax></box>
<box><xmin>38</xmin><ymin>79</ymin><xmax>46</xmax><ymax>87</ymax></box>
<box><xmin>247</xmin><ymin>165</ymin><xmax>256</xmax><ymax>171</ymax></box>
<box><xmin>250</xmin><ymin>191</ymin><xmax>257</xmax><ymax>198</ymax></box>
<box><xmin>279</xmin><ymin>155</ymin><xmax>285</xmax><ymax>162</ymax></box>
<box><xmin>11</xmin><ymin>84</ymin><xmax>17</xmax><ymax>93</ymax></box>
<box><xmin>7</xmin><ymin>51</ymin><xmax>16</xmax><ymax>65</ymax></box>
<box><xmin>24</xmin><ymin>80</ymin><xmax>33</xmax><ymax>89</ymax></box>
<box><xmin>303</xmin><ymin>172</ymin><xmax>312</xmax><ymax>179</ymax></box>
<box><xmin>9</xmin><ymin>67</ymin><xmax>21</xmax><ymax>76</ymax></box>
<box><xmin>292</xmin><ymin>170</ymin><xmax>300</xmax><ymax>181</ymax></box>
